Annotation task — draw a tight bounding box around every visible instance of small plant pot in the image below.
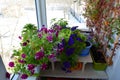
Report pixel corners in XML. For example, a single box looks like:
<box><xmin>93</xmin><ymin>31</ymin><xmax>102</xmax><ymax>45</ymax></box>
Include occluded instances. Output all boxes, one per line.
<box><xmin>80</xmin><ymin>41</ymin><xmax>92</xmax><ymax>56</ymax></box>
<box><xmin>70</xmin><ymin>62</ymin><xmax>83</xmax><ymax>71</ymax></box>
<box><xmin>91</xmin><ymin>46</ymin><xmax>107</xmax><ymax>71</ymax></box>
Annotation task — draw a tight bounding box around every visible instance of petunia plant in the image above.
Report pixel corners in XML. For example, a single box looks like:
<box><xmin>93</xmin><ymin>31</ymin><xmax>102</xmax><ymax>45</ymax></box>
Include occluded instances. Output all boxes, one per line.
<box><xmin>8</xmin><ymin>24</ymin><xmax>62</xmax><ymax>79</ymax></box>
<box><xmin>57</xmin><ymin>26</ymin><xmax>86</xmax><ymax>72</ymax></box>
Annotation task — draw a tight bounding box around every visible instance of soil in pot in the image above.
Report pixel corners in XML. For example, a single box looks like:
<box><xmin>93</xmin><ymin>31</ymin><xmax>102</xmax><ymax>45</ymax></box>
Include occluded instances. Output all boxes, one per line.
<box><xmin>91</xmin><ymin>46</ymin><xmax>106</xmax><ymax>63</ymax></box>
<box><xmin>91</xmin><ymin>46</ymin><xmax>107</xmax><ymax>70</ymax></box>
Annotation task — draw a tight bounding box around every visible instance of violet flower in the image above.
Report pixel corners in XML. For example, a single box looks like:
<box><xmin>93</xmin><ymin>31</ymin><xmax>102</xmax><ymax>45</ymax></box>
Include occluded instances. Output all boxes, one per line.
<box><xmin>27</xmin><ymin>64</ymin><xmax>35</xmax><ymax>70</ymax></box>
<box><xmin>46</xmin><ymin>35</ymin><xmax>53</xmax><ymax>42</ymax></box>
<box><xmin>71</xmin><ymin>26</ymin><xmax>78</xmax><ymax>31</ymax></box>
<box><xmin>21</xmin><ymin>53</ymin><xmax>26</xmax><ymax>58</ymax></box>
<box><xmin>21</xmin><ymin>74</ymin><xmax>28</xmax><ymax>79</ymax></box>
<box><xmin>41</xmin><ymin>63</ymin><xmax>47</xmax><ymax>70</ymax></box>
<box><xmin>35</xmin><ymin>51</ymin><xmax>44</xmax><ymax>60</ymax></box>
<box><xmin>66</xmin><ymin>48</ymin><xmax>74</xmax><ymax>56</ymax></box>
<box><xmin>22</xmin><ymin>42</ymin><xmax>27</xmax><ymax>46</ymax></box>
<box><xmin>6</xmin><ymin>72</ymin><xmax>10</xmax><ymax>79</ymax></box>
<box><xmin>68</xmin><ymin>35</ymin><xmax>74</xmax><ymax>46</ymax></box>
<box><xmin>76</xmin><ymin>37</ymin><xmax>83</xmax><ymax>42</ymax></box>
<box><xmin>9</xmin><ymin>62</ymin><xmax>14</xmax><ymax>67</ymax></box>
<box><xmin>63</xmin><ymin>61</ymin><xmax>71</xmax><ymax>69</ymax></box>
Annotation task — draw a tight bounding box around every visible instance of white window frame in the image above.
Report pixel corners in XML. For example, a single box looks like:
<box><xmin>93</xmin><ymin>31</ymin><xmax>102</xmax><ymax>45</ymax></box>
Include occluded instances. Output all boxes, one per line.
<box><xmin>35</xmin><ymin>0</ymin><xmax>47</xmax><ymax>28</ymax></box>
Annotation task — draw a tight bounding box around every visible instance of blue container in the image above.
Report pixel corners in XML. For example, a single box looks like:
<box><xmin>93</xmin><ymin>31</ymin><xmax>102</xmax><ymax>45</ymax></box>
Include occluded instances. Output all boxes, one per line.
<box><xmin>80</xmin><ymin>41</ymin><xmax>92</xmax><ymax>56</ymax></box>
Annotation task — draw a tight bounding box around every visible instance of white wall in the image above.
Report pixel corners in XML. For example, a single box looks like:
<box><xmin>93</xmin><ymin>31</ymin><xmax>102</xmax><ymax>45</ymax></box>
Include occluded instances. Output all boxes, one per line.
<box><xmin>106</xmin><ymin>48</ymin><xmax>120</xmax><ymax>80</ymax></box>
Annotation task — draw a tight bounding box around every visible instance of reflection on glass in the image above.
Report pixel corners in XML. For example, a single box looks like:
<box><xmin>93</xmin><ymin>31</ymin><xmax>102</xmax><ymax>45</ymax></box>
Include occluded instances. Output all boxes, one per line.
<box><xmin>46</xmin><ymin>0</ymin><xmax>87</xmax><ymax>29</ymax></box>
<box><xmin>0</xmin><ymin>0</ymin><xmax>37</xmax><ymax>70</ymax></box>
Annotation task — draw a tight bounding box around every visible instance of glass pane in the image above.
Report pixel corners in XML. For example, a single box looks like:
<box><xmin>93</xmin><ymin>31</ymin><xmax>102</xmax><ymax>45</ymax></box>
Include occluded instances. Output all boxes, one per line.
<box><xmin>0</xmin><ymin>0</ymin><xmax>37</xmax><ymax>70</ymax></box>
<box><xmin>46</xmin><ymin>0</ymin><xmax>87</xmax><ymax>29</ymax></box>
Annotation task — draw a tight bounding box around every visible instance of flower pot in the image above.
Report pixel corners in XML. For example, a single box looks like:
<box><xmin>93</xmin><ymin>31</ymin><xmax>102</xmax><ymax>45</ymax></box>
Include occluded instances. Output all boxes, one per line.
<box><xmin>70</xmin><ymin>62</ymin><xmax>83</xmax><ymax>71</ymax></box>
<box><xmin>80</xmin><ymin>41</ymin><xmax>92</xmax><ymax>56</ymax></box>
<box><xmin>91</xmin><ymin>46</ymin><xmax>107</xmax><ymax>70</ymax></box>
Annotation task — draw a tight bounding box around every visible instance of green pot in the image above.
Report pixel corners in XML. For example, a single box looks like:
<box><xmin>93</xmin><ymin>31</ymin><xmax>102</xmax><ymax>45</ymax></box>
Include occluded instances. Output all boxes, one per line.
<box><xmin>93</xmin><ymin>60</ymin><xmax>107</xmax><ymax>71</ymax></box>
<box><xmin>91</xmin><ymin>46</ymin><xmax>107</xmax><ymax>71</ymax></box>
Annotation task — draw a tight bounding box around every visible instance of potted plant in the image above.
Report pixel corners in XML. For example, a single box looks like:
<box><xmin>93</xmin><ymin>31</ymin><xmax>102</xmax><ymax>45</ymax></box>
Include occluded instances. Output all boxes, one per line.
<box><xmin>56</xmin><ymin>26</ymin><xmax>87</xmax><ymax>72</ymax></box>
<box><xmin>8</xmin><ymin>24</ymin><xmax>62</xmax><ymax>79</ymax></box>
<box><xmin>50</xmin><ymin>18</ymin><xmax>68</xmax><ymax>29</ymax></box>
<box><xmin>83</xmin><ymin>0</ymin><xmax>120</xmax><ymax>70</ymax></box>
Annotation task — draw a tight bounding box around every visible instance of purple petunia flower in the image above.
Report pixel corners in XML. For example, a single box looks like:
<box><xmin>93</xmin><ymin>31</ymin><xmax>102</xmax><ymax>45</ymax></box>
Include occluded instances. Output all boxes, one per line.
<box><xmin>21</xmin><ymin>53</ymin><xmax>26</xmax><ymax>58</ymax></box>
<box><xmin>41</xmin><ymin>25</ymin><xmax>47</xmax><ymax>33</ymax></box>
<box><xmin>48</xmin><ymin>29</ymin><xmax>55</xmax><ymax>33</ymax></box>
<box><xmin>22</xmin><ymin>42</ymin><xmax>27</xmax><ymax>46</ymax></box>
<box><xmin>6</xmin><ymin>72</ymin><xmax>11</xmax><ymax>79</ymax></box>
<box><xmin>9</xmin><ymin>62</ymin><xmax>14</xmax><ymax>67</ymax></box>
<box><xmin>18</xmin><ymin>59</ymin><xmax>25</xmax><ymax>64</ymax></box>
<box><xmin>71</xmin><ymin>26</ymin><xmax>78</xmax><ymax>31</ymax></box>
<box><xmin>66</xmin><ymin>48</ymin><xmax>74</xmax><ymax>56</ymax></box>
<box><xmin>76</xmin><ymin>37</ymin><xmax>83</xmax><ymax>42</ymax></box>
<box><xmin>46</xmin><ymin>35</ymin><xmax>53</xmax><ymax>42</ymax></box>
<box><xmin>63</xmin><ymin>61</ymin><xmax>71</xmax><ymax>69</ymax></box>
<box><xmin>68</xmin><ymin>35</ymin><xmax>74</xmax><ymax>46</ymax></box>
<box><xmin>41</xmin><ymin>63</ymin><xmax>47</xmax><ymax>70</ymax></box>
<box><xmin>21</xmin><ymin>74</ymin><xmax>28</xmax><ymax>79</ymax></box>
<box><xmin>38</xmin><ymin>33</ymin><xmax>42</xmax><ymax>38</ymax></box>
<box><xmin>27</xmin><ymin>64</ymin><xmax>35</xmax><ymax>70</ymax></box>
<box><xmin>35</xmin><ymin>51</ymin><xmax>44</xmax><ymax>60</ymax></box>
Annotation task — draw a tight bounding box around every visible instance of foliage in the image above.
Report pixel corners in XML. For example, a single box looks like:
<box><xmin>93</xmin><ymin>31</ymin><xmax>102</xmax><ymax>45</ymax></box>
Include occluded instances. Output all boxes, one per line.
<box><xmin>50</xmin><ymin>18</ymin><xmax>68</xmax><ymax>28</ymax></box>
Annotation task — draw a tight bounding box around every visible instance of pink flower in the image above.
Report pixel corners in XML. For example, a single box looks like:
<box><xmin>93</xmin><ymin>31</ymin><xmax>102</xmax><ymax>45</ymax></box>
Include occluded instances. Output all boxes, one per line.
<box><xmin>21</xmin><ymin>53</ymin><xmax>26</xmax><ymax>58</ymax></box>
<box><xmin>35</xmin><ymin>51</ymin><xmax>44</xmax><ymax>60</ymax></box>
<box><xmin>41</xmin><ymin>63</ymin><xmax>47</xmax><ymax>70</ymax></box>
<box><xmin>9</xmin><ymin>62</ymin><xmax>14</xmax><ymax>67</ymax></box>
<box><xmin>21</xmin><ymin>74</ymin><xmax>28</xmax><ymax>79</ymax></box>
<box><xmin>46</xmin><ymin>35</ymin><xmax>53</xmax><ymax>42</ymax></box>
<box><xmin>27</xmin><ymin>64</ymin><xmax>35</xmax><ymax>70</ymax></box>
